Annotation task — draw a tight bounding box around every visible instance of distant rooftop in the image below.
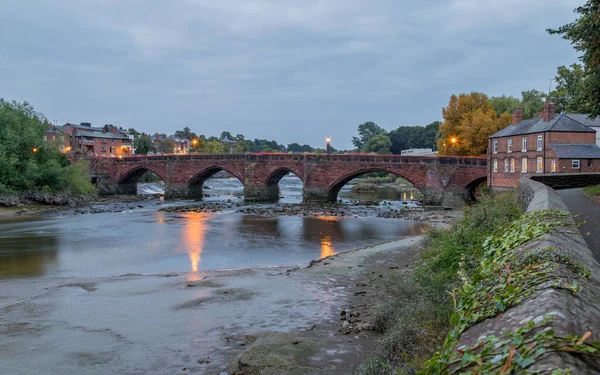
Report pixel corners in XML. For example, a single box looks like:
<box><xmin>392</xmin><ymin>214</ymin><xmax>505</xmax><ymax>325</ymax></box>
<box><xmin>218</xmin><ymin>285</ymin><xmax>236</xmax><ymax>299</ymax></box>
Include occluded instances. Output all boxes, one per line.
<box><xmin>550</xmin><ymin>143</ymin><xmax>600</xmax><ymax>159</ymax></box>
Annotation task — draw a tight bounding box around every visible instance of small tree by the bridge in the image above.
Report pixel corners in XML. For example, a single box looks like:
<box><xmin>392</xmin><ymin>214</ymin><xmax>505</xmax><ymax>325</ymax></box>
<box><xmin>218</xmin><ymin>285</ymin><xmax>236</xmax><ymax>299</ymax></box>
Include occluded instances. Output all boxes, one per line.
<box><xmin>133</xmin><ymin>134</ymin><xmax>156</xmax><ymax>155</ymax></box>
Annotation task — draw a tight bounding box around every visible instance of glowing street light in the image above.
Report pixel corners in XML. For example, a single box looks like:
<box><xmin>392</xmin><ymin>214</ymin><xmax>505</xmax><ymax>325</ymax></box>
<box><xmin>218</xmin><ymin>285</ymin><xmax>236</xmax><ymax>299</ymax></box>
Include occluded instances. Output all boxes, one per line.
<box><xmin>450</xmin><ymin>137</ymin><xmax>457</xmax><ymax>156</ymax></box>
<box><xmin>32</xmin><ymin>147</ymin><xmax>38</xmax><ymax>153</ymax></box>
<box><xmin>326</xmin><ymin>137</ymin><xmax>331</xmax><ymax>155</ymax></box>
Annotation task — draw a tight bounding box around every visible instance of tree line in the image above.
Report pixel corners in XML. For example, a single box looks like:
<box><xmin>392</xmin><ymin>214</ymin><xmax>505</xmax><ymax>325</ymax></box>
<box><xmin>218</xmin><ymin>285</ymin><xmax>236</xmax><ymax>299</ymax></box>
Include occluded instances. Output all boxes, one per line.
<box><xmin>129</xmin><ymin>128</ymin><xmax>337</xmax><ymax>155</ymax></box>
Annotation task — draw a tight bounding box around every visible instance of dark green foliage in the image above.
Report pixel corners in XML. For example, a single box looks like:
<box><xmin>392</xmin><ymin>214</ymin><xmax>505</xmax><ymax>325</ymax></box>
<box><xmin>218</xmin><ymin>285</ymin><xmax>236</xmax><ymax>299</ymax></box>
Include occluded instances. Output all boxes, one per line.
<box><xmin>367</xmin><ymin>191</ymin><xmax>522</xmax><ymax>374</ymax></box>
<box><xmin>490</xmin><ymin>90</ymin><xmax>545</xmax><ymax>119</ymax></box>
<box><xmin>287</xmin><ymin>143</ymin><xmax>315</xmax><ymax>153</ymax></box>
<box><xmin>0</xmin><ymin>99</ymin><xmax>95</xmax><ymax>195</ymax></box>
<box><xmin>133</xmin><ymin>134</ymin><xmax>156</xmax><ymax>155</ymax></box>
<box><xmin>352</xmin><ymin>121</ymin><xmax>388</xmax><ymax>149</ymax></box>
<box><xmin>363</xmin><ymin>134</ymin><xmax>392</xmax><ymax>154</ymax></box>
<box><xmin>548</xmin><ymin>1</ymin><xmax>600</xmax><ymax>117</ymax></box>
<box><xmin>389</xmin><ymin>122</ymin><xmax>440</xmax><ymax>154</ymax></box>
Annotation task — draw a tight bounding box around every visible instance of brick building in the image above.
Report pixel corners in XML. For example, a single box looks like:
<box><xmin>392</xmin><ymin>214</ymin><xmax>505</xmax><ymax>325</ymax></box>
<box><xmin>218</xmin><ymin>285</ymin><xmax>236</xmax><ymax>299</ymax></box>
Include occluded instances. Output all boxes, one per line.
<box><xmin>488</xmin><ymin>102</ymin><xmax>600</xmax><ymax>190</ymax></box>
<box><xmin>44</xmin><ymin>126</ymin><xmax>71</xmax><ymax>152</ymax></box>
<box><xmin>62</xmin><ymin>123</ymin><xmax>133</xmax><ymax>157</ymax></box>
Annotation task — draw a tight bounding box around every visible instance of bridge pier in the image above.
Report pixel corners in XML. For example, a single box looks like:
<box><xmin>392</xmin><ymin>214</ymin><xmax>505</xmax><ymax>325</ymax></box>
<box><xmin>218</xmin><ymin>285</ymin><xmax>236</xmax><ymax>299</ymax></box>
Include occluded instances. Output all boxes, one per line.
<box><xmin>302</xmin><ymin>188</ymin><xmax>334</xmax><ymax>202</ymax></box>
<box><xmin>244</xmin><ymin>184</ymin><xmax>279</xmax><ymax>201</ymax></box>
<box><xmin>164</xmin><ymin>184</ymin><xmax>191</xmax><ymax>200</ymax></box>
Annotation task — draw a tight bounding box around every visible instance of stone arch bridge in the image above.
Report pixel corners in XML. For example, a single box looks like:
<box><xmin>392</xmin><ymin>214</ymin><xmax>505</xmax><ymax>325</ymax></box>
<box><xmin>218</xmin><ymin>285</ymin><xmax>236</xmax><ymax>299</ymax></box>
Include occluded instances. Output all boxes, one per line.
<box><xmin>88</xmin><ymin>153</ymin><xmax>487</xmax><ymax>204</ymax></box>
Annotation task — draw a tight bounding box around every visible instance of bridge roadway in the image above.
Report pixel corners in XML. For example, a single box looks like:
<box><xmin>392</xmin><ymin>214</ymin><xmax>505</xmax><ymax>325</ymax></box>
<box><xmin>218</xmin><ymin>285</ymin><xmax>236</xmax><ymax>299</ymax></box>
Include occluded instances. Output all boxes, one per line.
<box><xmin>88</xmin><ymin>153</ymin><xmax>488</xmax><ymax>204</ymax></box>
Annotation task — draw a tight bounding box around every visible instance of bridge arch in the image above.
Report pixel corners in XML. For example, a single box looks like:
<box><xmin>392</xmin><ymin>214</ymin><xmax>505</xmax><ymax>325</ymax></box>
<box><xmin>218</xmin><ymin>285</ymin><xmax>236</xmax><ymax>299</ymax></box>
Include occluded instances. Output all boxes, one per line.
<box><xmin>117</xmin><ymin>166</ymin><xmax>167</xmax><ymax>195</ymax></box>
<box><xmin>264</xmin><ymin>167</ymin><xmax>304</xmax><ymax>202</ymax></box>
<box><xmin>465</xmin><ymin>176</ymin><xmax>488</xmax><ymax>200</ymax></box>
<box><xmin>187</xmin><ymin>165</ymin><xmax>244</xmax><ymax>199</ymax></box>
<box><xmin>326</xmin><ymin>168</ymin><xmax>423</xmax><ymax>202</ymax></box>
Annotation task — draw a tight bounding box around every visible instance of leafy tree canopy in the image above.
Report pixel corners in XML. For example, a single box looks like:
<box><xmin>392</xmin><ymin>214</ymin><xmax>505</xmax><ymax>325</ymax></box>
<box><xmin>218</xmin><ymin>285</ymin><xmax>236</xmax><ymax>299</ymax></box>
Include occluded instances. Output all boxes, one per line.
<box><xmin>548</xmin><ymin>1</ymin><xmax>600</xmax><ymax>117</ymax></box>
<box><xmin>133</xmin><ymin>134</ymin><xmax>156</xmax><ymax>155</ymax></box>
<box><xmin>0</xmin><ymin>99</ymin><xmax>95</xmax><ymax>195</ymax></box>
<box><xmin>438</xmin><ymin>93</ymin><xmax>511</xmax><ymax>156</ymax></box>
<box><xmin>363</xmin><ymin>134</ymin><xmax>392</xmax><ymax>154</ymax></box>
<box><xmin>352</xmin><ymin>121</ymin><xmax>387</xmax><ymax>150</ymax></box>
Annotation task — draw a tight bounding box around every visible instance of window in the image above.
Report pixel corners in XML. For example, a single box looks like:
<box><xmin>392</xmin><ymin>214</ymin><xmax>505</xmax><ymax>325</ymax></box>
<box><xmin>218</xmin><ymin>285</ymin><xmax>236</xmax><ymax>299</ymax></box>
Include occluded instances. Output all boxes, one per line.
<box><xmin>507</xmin><ymin>139</ymin><xmax>512</xmax><ymax>153</ymax></box>
<box><xmin>551</xmin><ymin>160</ymin><xmax>557</xmax><ymax>173</ymax></box>
<box><xmin>588</xmin><ymin>160</ymin><xmax>593</xmax><ymax>168</ymax></box>
<box><xmin>60</xmin><ymin>145</ymin><xmax>64</xmax><ymax>151</ymax></box>
<box><xmin>493</xmin><ymin>140</ymin><xmax>498</xmax><ymax>154</ymax></box>
<box><xmin>504</xmin><ymin>158</ymin><xmax>509</xmax><ymax>172</ymax></box>
<box><xmin>572</xmin><ymin>160</ymin><xmax>581</xmax><ymax>170</ymax></box>
<box><xmin>521</xmin><ymin>157</ymin><xmax>528</xmax><ymax>173</ymax></box>
<box><xmin>493</xmin><ymin>159</ymin><xmax>498</xmax><ymax>172</ymax></box>
<box><xmin>60</xmin><ymin>135</ymin><xmax>64</xmax><ymax>142</ymax></box>
<box><xmin>510</xmin><ymin>158</ymin><xmax>515</xmax><ymax>172</ymax></box>
<box><xmin>522</xmin><ymin>137</ymin><xmax>527</xmax><ymax>152</ymax></box>
<box><xmin>537</xmin><ymin>157</ymin><xmax>543</xmax><ymax>173</ymax></box>
<box><xmin>537</xmin><ymin>135</ymin><xmax>543</xmax><ymax>151</ymax></box>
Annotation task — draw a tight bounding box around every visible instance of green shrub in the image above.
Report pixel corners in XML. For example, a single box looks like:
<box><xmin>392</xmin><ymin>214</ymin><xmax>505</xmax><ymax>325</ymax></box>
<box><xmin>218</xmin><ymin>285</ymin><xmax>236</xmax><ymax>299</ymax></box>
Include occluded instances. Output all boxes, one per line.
<box><xmin>364</xmin><ymin>190</ymin><xmax>523</xmax><ymax>374</ymax></box>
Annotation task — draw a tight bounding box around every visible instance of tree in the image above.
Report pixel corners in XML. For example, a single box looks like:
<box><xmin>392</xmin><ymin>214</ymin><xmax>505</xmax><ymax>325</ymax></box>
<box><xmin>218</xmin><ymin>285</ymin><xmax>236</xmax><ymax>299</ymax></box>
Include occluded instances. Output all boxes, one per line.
<box><xmin>205</xmin><ymin>140</ymin><xmax>226</xmax><ymax>153</ymax></box>
<box><xmin>127</xmin><ymin>128</ymin><xmax>140</xmax><ymax>137</ymax></box>
<box><xmin>548</xmin><ymin>1</ymin><xmax>600</xmax><ymax>117</ymax></box>
<box><xmin>490</xmin><ymin>95</ymin><xmax>521</xmax><ymax>117</ymax></box>
<box><xmin>363</xmin><ymin>134</ymin><xmax>392</xmax><ymax>154</ymax></box>
<box><xmin>549</xmin><ymin>64</ymin><xmax>590</xmax><ymax>113</ymax></box>
<box><xmin>133</xmin><ymin>134</ymin><xmax>156</xmax><ymax>155</ymax></box>
<box><xmin>0</xmin><ymin>99</ymin><xmax>94</xmax><ymax>195</ymax></box>
<box><xmin>520</xmin><ymin>90</ymin><xmax>545</xmax><ymax>119</ymax></box>
<box><xmin>102</xmin><ymin>124</ymin><xmax>114</xmax><ymax>132</ymax></box>
<box><xmin>352</xmin><ymin>121</ymin><xmax>387</xmax><ymax>149</ymax></box>
<box><xmin>287</xmin><ymin>143</ymin><xmax>315</xmax><ymax>153</ymax></box>
<box><xmin>437</xmin><ymin>93</ymin><xmax>511</xmax><ymax>155</ymax></box>
<box><xmin>220</xmin><ymin>131</ymin><xmax>234</xmax><ymax>140</ymax></box>
<box><xmin>174</xmin><ymin>127</ymin><xmax>197</xmax><ymax>140</ymax></box>
<box><xmin>157</xmin><ymin>140</ymin><xmax>174</xmax><ymax>154</ymax></box>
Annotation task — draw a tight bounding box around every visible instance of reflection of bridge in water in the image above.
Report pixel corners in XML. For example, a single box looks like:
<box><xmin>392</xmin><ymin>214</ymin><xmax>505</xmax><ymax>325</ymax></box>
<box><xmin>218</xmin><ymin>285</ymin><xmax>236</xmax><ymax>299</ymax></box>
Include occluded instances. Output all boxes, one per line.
<box><xmin>89</xmin><ymin>153</ymin><xmax>487</xmax><ymax>204</ymax></box>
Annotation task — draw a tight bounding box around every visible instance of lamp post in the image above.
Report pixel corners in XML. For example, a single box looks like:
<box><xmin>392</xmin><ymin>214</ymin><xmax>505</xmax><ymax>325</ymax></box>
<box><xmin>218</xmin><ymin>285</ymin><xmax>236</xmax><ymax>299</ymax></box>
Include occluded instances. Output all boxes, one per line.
<box><xmin>450</xmin><ymin>137</ymin><xmax>457</xmax><ymax>156</ymax></box>
<box><xmin>326</xmin><ymin>137</ymin><xmax>331</xmax><ymax>155</ymax></box>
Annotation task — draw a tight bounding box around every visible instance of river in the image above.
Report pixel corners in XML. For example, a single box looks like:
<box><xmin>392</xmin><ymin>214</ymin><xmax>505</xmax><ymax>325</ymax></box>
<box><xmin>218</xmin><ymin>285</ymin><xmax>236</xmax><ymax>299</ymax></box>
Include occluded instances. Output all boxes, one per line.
<box><xmin>0</xmin><ymin>176</ymin><xmax>427</xmax><ymax>374</ymax></box>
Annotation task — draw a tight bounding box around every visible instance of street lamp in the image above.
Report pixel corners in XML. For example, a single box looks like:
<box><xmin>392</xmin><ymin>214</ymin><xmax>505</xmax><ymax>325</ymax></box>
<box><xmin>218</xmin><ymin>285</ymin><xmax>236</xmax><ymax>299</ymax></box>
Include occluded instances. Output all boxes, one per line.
<box><xmin>450</xmin><ymin>137</ymin><xmax>457</xmax><ymax>156</ymax></box>
<box><xmin>32</xmin><ymin>147</ymin><xmax>38</xmax><ymax>153</ymax></box>
<box><xmin>326</xmin><ymin>137</ymin><xmax>331</xmax><ymax>155</ymax></box>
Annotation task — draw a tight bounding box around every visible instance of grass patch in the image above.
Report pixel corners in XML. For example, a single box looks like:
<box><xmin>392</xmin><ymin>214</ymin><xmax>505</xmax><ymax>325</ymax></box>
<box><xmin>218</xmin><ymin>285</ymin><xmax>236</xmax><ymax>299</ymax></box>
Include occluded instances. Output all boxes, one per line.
<box><xmin>583</xmin><ymin>184</ymin><xmax>600</xmax><ymax>197</ymax></box>
<box><xmin>352</xmin><ymin>182</ymin><xmax>379</xmax><ymax>193</ymax></box>
<box><xmin>359</xmin><ymin>191</ymin><xmax>522</xmax><ymax>375</ymax></box>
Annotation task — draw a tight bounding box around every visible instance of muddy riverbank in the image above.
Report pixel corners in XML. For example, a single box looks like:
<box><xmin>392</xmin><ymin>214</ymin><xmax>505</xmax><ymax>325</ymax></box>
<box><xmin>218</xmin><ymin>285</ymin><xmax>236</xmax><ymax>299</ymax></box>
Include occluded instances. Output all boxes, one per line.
<box><xmin>0</xmin><ymin>234</ymin><xmax>441</xmax><ymax>375</ymax></box>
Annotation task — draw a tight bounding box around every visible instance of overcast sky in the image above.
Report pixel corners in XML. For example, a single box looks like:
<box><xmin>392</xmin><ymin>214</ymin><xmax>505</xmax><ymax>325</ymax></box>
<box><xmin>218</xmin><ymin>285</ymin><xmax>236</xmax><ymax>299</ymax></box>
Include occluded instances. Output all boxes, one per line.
<box><xmin>1</xmin><ymin>0</ymin><xmax>582</xmax><ymax>149</ymax></box>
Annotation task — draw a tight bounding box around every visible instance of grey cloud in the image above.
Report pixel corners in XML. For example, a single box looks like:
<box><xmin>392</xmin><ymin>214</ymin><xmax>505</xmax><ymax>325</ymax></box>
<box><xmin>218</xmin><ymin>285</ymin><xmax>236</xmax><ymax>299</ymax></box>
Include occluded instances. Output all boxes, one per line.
<box><xmin>0</xmin><ymin>0</ymin><xmax>582</xmax><ymax>149</ymax></box>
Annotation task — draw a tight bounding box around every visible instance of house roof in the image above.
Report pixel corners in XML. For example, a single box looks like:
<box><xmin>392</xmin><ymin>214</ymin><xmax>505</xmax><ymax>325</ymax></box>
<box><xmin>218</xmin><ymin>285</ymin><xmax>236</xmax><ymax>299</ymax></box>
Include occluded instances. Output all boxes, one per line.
<box><xmin>550</xmin><ymin>143</ymin><xmax>600</xmax><ymax>159</ymax></box>
<box><xmin>72</xmin><ymin>130</ymin><xmax>130</xmax><ymax>140</ymax></box>
<box><xmin>220</xmin><ymin>135</ymin><xmax>236</xmax><ymax>143</ymax></box>
<box><xmin>490</xmin><ymin>113</ymin><xmax>600</xmax><ymax>138</ymax></box>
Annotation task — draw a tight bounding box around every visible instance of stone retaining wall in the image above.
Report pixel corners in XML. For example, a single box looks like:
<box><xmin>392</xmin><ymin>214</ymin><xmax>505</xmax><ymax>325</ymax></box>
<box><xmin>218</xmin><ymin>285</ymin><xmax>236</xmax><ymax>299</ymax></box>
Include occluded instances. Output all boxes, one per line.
<box><xmin>454</xmin><ymin>177</ymin><xmax>600</xmax><ymax>372</ymax></box>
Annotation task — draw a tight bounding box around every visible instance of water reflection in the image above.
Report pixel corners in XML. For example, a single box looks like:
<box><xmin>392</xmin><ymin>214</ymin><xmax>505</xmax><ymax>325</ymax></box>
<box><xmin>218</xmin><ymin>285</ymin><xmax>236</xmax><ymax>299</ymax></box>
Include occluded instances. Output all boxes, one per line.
<box><xmin>181</xmin><ymin>212</ymin><xmax>212</xmax><ymax>281</ymax></box>
<box><xmin>320</xmin><ymin>236</ymin><xmax>335</xmax><ymax>258</ymax></box>
<box><xmin>0</xmin><ymin>236</ymin><xmax>59</xmax><ymax>279</ymax></box>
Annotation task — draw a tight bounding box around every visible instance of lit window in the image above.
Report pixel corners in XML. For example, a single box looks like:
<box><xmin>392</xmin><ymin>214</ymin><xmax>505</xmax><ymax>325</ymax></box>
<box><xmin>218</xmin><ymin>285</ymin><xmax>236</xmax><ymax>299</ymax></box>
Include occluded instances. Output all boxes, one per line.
<box><xmin>522</xmin><ymin>137</ymin><xmax>527</xmax><ymax>152</ymax></box>
<box><xmin>551</xmin><ymin>160</ymin><xmax>557</xmax><ymax>173</ymax></box>
<box><xmin>493</xmin><ymin>159</ymin><xmax>498</xmax><ymax>172</ymax></box>
<box><xmin>537</xmin><ymin>157</ymin><xmax>543</xmax><ymax>173</ymax></box>
<box><xmin>521</xmin><ymin>157</ymin><xmax>528</xmax><ymax>173</ymax></box>
<box><xmin>510</xmin><ymin>158</ymin><xmax>515</xmax><ymax>173</ymax></box>
<box><xmin>537</xmin><ymin>135</ymin><xmax>543</xmax><ymax>151</ymax></box>
<box><xmin>493</xmin><ymin>140</ymin><xmax>498</xmax><ymax>154</ymax></box>
<box><xmin>507</xmin><ymin>139</ymin><xmax>512</xmax><ymax>152</ymax></box>
<box><xmin>504</xmin><ymin>158</ymin><xmax>509</xmax><ymax>172</ymax></box>
<box><xmin>572</xmin><ymin>160</ymin><xmax>580</xmax><ymax>169</ymax></box>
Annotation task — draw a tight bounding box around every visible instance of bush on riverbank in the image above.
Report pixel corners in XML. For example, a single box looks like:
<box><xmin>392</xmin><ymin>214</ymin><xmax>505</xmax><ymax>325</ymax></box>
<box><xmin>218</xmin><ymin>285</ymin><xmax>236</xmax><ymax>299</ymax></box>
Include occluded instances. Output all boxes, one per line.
<box><xmin>0</xmin><ymin>99</ymin><xmax>95</xmax><ymax>198</ymax></box>
<box><xmin>360</xmin><ymin>191</ymin><xmax>522</xmax><ymax>374</ymax></box>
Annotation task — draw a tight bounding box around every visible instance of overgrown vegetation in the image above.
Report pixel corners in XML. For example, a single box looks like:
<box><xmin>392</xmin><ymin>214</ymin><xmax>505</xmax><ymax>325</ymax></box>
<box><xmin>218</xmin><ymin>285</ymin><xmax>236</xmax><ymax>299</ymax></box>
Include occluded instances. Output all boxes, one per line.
<box><xmin>360</xmin><ymin>191</ymin><xmax>522</xmax><ymax>374</ymax></box>
<box><xmin>583</xmin><ymin>184</ymin><xmax>600</xmax><ymax>198</ymax></box>
<box><xmin>0</xmin><ymin>99</ymin><xmax>95</xmax><ymax>195</ymax></box>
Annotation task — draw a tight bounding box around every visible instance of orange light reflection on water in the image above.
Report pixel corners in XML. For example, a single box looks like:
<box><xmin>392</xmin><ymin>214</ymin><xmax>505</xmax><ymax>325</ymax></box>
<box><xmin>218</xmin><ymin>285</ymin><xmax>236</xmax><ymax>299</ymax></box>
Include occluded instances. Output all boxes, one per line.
<box><xmin>181</xmin><ymin>212</ymin><xmax>212</xmax><ymax>282</ymax></box>
<box><xmin>320</xmin><ymin>236</ymin><xmax>335</xmax><ymax>258</ymax></box>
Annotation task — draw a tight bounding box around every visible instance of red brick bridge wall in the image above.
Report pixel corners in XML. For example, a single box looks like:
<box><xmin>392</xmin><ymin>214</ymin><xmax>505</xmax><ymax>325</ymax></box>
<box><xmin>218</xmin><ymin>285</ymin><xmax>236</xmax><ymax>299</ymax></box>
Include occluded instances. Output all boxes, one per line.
<box><xmin>87</xmin><ymin>154</ymin><xmax>487</xmax><ymax>204</ymax></box>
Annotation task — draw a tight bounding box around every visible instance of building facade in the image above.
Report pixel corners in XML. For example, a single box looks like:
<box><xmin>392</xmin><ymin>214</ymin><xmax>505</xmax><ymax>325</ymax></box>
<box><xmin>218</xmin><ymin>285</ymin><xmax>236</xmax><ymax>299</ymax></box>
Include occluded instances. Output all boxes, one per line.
<box><xmin>488</xmin><ymin>102</ymin><xmax>600</xmax><ymax>190</ymax></box>
<box><xmin>44</xmin><ymin>126</ymin><xmax>71</xmax><ymax>152</ymax></box>
<box><xmin>62</xmin><ymin>123</ymin><xmax>133</xmax><ymax>157</ymax></box>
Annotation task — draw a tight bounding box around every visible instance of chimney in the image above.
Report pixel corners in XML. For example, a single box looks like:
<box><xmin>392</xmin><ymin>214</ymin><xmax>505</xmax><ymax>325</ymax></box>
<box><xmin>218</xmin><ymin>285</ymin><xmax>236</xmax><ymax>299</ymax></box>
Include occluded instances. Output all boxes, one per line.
<box><xmin>512</xmin><ymin>107</ymin><xmax>523</xmax><ymax>126</ymax></box>
<box><xmin>542</xmin><ymin>101</ymin><xmax>555</xmax><ymax>122</ymax></box>
<box><xmin>80</xmin><ymin>122</ymin><xmax>91</xmax><ymax>127</ymax></box>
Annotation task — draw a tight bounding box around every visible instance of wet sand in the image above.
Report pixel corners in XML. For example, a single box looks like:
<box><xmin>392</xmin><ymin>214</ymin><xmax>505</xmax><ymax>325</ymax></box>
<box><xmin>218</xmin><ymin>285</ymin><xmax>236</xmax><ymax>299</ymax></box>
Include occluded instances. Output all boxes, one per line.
<box><xmin>0</xmin><ymin>234</ymin><xmax>431</xmax><ymax>375</ymax></box>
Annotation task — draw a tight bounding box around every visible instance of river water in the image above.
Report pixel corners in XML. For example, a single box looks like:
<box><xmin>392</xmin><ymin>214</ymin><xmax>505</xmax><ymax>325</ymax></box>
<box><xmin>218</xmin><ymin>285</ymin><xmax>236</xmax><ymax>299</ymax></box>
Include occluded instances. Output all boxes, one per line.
<box><xmin>0</xmin><ymin>176</ymin><xmax>427</xmax><ymax>374</ymax></box>
<box><xmin>0</xmin><ymin>176</ymin><xmax>424</xmax><ymax>280</ymax></box>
